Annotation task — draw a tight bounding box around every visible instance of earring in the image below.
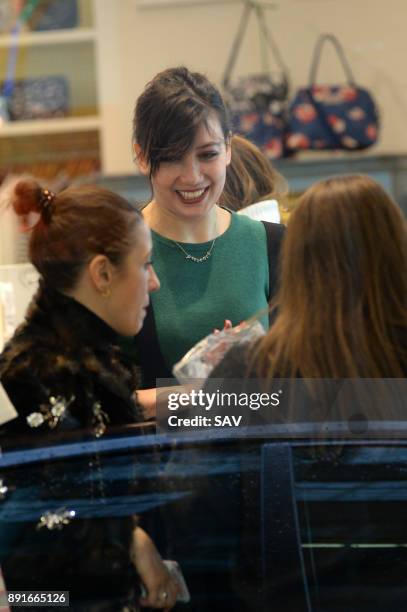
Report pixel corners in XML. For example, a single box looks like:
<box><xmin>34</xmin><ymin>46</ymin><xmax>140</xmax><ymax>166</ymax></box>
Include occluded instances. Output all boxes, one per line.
<box><xmin>101</xmin><ymin>287</ymin><xmax>111</xmax><ymax>298</ymax></box>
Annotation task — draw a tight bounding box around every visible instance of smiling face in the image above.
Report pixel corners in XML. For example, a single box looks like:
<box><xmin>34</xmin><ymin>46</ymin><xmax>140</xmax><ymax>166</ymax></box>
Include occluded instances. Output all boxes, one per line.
<box><xmin>138</xmin><ymin>114</ymin><xmax>231</xmax><ymax>220</ymax></box>
<box><xmin>105</xmin><ymin>222</ymin><xmax>160</xmax><ymax>336</ymax></box>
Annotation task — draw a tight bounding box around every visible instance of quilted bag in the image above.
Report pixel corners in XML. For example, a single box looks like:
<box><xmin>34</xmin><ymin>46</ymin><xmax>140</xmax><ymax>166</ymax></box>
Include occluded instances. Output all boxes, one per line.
<box><xmin>222</xmin><ymin>2</ymin><xmax>289</xmax><ymax>159</ymax></box>
<box><xmin>286</xmin><ymin>34</ymin><xmax>379</xmax><ymax>152</ymax></box>
<box><xmin>5</xmin><ymin>76</ymin><xmax>69</xmax><ymax>120</ymax></box>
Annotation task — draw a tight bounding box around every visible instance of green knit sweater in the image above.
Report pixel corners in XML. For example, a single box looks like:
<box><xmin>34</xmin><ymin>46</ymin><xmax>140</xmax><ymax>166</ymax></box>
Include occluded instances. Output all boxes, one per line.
<box><xmin>149</xmin><ymin>213</ymin><xmax>269</xmax><ymax>370</ymax></box>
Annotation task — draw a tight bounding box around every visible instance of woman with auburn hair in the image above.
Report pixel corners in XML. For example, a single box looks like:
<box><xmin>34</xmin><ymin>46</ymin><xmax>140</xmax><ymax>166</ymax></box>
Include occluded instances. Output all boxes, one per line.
<box><xmin>0</xmin><ymin>180</ymin><xmax>179</xmax><ymax>610</ymax></box>
<box><xmin>219</xmin><ymin>134</ymin><xmax>287</xmax><ymax>224</ymax></box>
<box><xmin>211</xmin><ymin>174</ymin><xmax>407</xmax><ymax>381</ymax></box>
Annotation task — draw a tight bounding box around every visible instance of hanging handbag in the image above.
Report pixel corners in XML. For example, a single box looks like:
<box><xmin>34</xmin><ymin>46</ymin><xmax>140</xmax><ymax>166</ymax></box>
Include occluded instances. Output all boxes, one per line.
<box><xmin>286</xmin><ymin>34</ymin><xmax>379</xmax><ymax>152</ymax></box>
<box><xmin>222</xmin><ymin>2</ymin><xmax>290</xmax><ymax>159</ymax></box>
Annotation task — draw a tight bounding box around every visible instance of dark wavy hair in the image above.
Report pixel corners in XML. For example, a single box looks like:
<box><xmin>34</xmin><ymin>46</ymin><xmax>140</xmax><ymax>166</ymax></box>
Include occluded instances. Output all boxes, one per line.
<box><xmin>133</xmin><ymin>66</ymin><xmax>231</xmax><ymax>176</ymax></box>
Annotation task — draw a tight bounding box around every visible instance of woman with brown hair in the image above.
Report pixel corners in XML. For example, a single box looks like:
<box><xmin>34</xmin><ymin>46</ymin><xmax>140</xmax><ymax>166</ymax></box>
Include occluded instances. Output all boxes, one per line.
<box><xmin>212</xmin><ymin>174</ymin><xmax>407</xmax><ymax>383</ymax></box>
<box><xmin>219</xmin><ymin>134</ymin><xmax>287</xmax><ymax>224</ymax></box>
<box><xmin>204</xmin><ymin>174</ymin><xmax>406</xmax><ymax>611</ymax></box>
<box><xmin>131</xmin><ymin>67</ymin><xmax>285</xmax><ymax>403</ymax></box>
<box><xmin>0</xmin><ymin>180</ymin><xmax>179</xmax><ymax>610</ymax></box>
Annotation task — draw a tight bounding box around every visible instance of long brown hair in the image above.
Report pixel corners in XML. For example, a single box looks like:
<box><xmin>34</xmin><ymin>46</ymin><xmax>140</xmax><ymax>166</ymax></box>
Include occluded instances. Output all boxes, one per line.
<box><xmin>254</xmin><ymin>174</ymin><xmax>407</xmax><ymax>378</ymax></box>
<box><xmin>219</xmin><ymin>135</ymin><xmax>287</xmax><ymax>210</ymax></box>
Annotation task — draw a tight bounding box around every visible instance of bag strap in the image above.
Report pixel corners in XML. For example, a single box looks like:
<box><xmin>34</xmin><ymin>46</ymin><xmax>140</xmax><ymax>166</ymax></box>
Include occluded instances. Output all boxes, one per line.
<box><xmin>222</xmin><ymin>2</ymin><xmax>288</xmax><ymax>90</ymax></box>
<box><xmin>261</xmin><ymin>220</ymin><xmax>285</xmax><ymax>307</ymax></box>
<box><xmin>308</xmin><ymin>34</ymin><xmax>356</xmax><ymax>87</ymax></box>
<box><xmin>134</xmin><ymin>303</ymin><xmax>173</xmax><ymax>387</ymax></box>
<box><xmin>222</xmin><ymin>2</ymin><xmax>252</xmax><ymax>90</ymax></box>
<box><xmin>254</xmin><ymin>5</ymin><xmax>288</xmax><ymax>78</ymax></box>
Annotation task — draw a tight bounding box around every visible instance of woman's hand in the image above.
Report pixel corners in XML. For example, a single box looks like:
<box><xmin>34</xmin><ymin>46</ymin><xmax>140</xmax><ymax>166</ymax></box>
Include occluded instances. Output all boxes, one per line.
<box><xmin>136</xmin><ymin>388</ymin><xmax>157</xmax><ymax>420</ymax></box>
<box><xmin>132</xmin><ymin>527</ymin><xmax>180</xmax><ymax>609</ymax></box>
<box><xmin>213</xmin><ymin>319</ymin><xmax>232</xmax><ymax>335</ymax></box>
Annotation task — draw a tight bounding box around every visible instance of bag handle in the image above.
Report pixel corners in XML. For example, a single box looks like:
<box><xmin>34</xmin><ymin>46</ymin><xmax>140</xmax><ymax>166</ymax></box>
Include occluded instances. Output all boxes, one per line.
<box><xmin>308</xmin><ymin>34</ymin><xmax>356</xmax><ymax>87</ymax></box>
<box><xmin>254</xmin><ymin>5</ymin><xmax>289</xmax><ymax>79</ymax></box>
<box><xmin>222</xmin><ymin>2</ymin><xmax>288</xmax><ymax>90</ymax></box>
<box><xmin>222</xmin><ymin>2</ymin><xmax>252</xmax><ymax>90</ymax></box>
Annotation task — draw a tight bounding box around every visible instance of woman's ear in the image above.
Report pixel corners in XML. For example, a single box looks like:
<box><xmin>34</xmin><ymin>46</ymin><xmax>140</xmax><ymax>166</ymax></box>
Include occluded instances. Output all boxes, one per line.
<box><xmin>88</xmin><ymin>255</ymin><xmax>113</xmax><ymax>294</ymax></box>
<box><xmin>133</xmin><ymin>143</ymin><xmax>150</xmax><ymax>176</ymax></box>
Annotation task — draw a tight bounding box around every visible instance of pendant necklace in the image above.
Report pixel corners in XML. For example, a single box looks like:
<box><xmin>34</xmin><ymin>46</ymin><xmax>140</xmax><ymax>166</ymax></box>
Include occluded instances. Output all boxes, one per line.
<box><xmin>173</xmin><ymin>238</ymin><xmax>216</xmax><ymax>263</ymax></box>
<box><xmin>173</xmin><ymin>211</ymin><xmax>218</xmax><ymax>262</ymax></box>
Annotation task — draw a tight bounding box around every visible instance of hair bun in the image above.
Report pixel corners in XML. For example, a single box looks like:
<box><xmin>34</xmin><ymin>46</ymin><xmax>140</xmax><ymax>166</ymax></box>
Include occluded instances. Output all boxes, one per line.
<box><xmin>13</xmin><ymin>180</ymin><xmax>55</xmax><ymax>224</ymax></box>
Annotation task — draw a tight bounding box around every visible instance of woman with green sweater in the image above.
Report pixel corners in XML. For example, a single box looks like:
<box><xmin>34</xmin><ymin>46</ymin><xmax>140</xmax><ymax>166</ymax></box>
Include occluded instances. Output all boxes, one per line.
<box><xmin>131</xmin><ymin>67</ymin><xmax>284</xmax><ymax>408</ymax></box>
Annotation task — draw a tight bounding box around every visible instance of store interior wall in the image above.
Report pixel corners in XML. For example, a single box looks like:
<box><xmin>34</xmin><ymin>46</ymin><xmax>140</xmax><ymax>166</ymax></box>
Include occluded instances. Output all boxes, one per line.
<box><xmin>95</xmin><ymin>0</ymin><xmax>407</xmax><ymax>175</ymax></box>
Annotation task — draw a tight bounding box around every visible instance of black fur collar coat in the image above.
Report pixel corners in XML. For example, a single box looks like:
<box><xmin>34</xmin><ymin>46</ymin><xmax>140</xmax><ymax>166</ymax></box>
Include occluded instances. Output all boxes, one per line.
<box><xmin>0</xmin><ymin>284</ymin><xmax>145</xmax><ymax>608</ymax></box>
<box><xmin>0</xmin><ymin>282</ymin><xmax>143</xmax><ymax>437</ymax></box>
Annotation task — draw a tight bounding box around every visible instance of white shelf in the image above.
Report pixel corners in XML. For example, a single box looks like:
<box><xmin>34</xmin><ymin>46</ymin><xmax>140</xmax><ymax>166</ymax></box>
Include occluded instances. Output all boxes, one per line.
<box><xmin>0</xmin><ymin>115</ymin><xmax>101</xmax><ymax>137</ymax></box>
<box><xmin>137</xmin><ymin>0</ymin><xmax>276</xmax><ymax>6</ymax></box>
<box><xmin>0</xmin><ymin>28</ymin><xmax>96</xmax><ymax>49</ymax></box>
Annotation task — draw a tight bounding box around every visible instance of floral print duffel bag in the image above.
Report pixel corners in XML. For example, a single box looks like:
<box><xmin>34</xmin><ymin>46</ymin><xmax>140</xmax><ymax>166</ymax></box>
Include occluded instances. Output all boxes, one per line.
<box><xmin>286</xmin><ymin>34</ymin><xmax>379</xmax><ymax>153</ymax></box>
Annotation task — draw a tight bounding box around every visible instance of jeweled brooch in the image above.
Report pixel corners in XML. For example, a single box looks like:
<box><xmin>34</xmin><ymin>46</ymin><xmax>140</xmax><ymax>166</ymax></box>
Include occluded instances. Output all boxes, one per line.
<box><xmin>37</xmin><ymin>508</ymin><xmax>76</xmax><ymax>531</ymax></box>
<box><xmin>26</xmin><ymin>395</ymin><xmax>75</xmax><ymax>429</ymax></box>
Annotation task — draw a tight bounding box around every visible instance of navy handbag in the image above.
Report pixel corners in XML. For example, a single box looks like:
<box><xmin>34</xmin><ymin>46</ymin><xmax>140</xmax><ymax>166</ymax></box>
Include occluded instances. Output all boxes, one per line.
<box><xmin>286</xmin><ymin>34</ymin><xmax>379</xmax><ymax>152</ymax></box>
<box><xmin>222</xmin><ymin>2</ymin><xmax>289</xmax><ymax>159</ymax></box>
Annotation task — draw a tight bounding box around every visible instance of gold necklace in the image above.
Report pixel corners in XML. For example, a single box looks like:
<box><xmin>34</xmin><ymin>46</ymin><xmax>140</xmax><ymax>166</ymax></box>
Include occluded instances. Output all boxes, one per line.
<box><xmin>173</xmin><ymin>239</ymin><xmax>216</xmax><ymax>263</ymax></box>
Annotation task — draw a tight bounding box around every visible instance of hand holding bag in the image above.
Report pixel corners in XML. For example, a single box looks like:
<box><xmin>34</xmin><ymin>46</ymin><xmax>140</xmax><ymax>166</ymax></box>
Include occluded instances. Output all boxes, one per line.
<box><xmin>286</xmin><ymin>34</ymin><xmax>379</xmax><ymax>152</ymax></box>
<box><xmin>222</xmin><ymin>2</ymin><xmax>290</xmax><ymax>159</ymax></box>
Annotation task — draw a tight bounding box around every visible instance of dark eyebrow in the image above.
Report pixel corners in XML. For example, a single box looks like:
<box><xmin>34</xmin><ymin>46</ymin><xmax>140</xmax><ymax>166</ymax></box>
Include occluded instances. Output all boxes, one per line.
<box><xmin>196</xmin><ymin>140</ymin><xmax>223</xmax><ymax>150</ymax></box>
